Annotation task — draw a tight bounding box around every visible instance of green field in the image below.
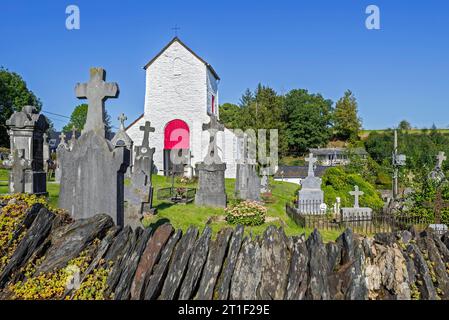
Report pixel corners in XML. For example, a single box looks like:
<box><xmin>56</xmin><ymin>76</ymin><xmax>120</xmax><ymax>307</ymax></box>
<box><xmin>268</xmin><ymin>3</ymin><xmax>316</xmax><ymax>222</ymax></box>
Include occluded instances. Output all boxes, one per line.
<box><xmin>0</xmin><ymin>168</ymin><xmax>342</xmax><ymax>242</ymax></box>
<box><xmin>359</xmin><ymin>128</ymin><xmax>449</xmax><ymax>140</ymax></box>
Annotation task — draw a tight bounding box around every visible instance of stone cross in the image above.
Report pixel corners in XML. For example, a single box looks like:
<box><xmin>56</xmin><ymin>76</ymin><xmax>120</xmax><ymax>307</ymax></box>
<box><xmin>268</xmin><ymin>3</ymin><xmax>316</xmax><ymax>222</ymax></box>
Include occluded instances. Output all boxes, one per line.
<box><xmin>203</xmin><ymin>114</ymin><xmax>224</xmax><ymax>165</ymax></box>
<box><xmin>70</xmin><ymin>126</ymin><xmax>77</xmax><ymax>147</ymax></box>
<box><xmin>134</xmin><ymin>121</ymin><xmax>156</xmax><ymax>174</ymax></box>
<box><xmin>305</xmin><ymin>153</ymin><xmax>317</xmax><ymax>177</ymax></box>
<box><xmin>75</xmin><ymin>68</ymin><xmax>119</xmax><ymax>136</ymax></box>
<box><xmin>437</xmin><ymin>151</ymin><xmax>446</xmax><ymax>169</ymax></box>
<box><xmin>118</xmin><ymin>113</ymin><xmax>127</xmax><ymax>131</ymax></box>
<box><xmin>59</xmin><ymin>132</ymin><xmax>67</xmax><ymax>145</ymax></box>
<box><xmin>4</xmin><ymin>149</ymin><xmax>31</xmax><ymax>193</ymax></box>
<box><xmin>349</xmin><ymin>185</ymin><xmax>364</xmax><ymax>209</ymax></box>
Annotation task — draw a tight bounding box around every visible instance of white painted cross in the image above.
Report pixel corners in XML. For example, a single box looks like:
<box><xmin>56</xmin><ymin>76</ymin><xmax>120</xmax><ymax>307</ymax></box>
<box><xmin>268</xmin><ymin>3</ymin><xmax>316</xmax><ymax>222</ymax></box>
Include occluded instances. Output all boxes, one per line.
<box><xmin>349</xmin><ymin>185</ymin><xmax>364</xmax><ymax>208</ymax></box>
<box><xmin>437</xmin><ymin>151</ymin><xmax>446</xmax><ymax>168</ymax></box>
<box><xmin>59</xmin><ymin>131</ymin><xmax>66</xmax><ymax>144</ymax></box>
<box><xmin>305</xmin><ymin>153</ymin><xmax>317</xmax><ymax>177</ymax></box>
<box><xmin>75</xmin><ymin>68</ymin><xmax>119</xmax><ymax>136</ymax></box>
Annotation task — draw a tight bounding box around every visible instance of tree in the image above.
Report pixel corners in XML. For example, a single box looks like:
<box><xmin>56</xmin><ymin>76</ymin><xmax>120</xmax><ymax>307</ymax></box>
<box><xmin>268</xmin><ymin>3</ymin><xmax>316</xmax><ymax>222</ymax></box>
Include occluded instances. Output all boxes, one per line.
<box><xmin>0</xmin><ymin>68</ymin><xmax>42</xmax><ymax>147</ymax></box>
<box><xmin>398</xmin><ymin>120</ymin><xmax>412</xmax><ymax>131</ymax></box>
<box><xmin>333</xmin><ymin>90</ymin><xmax>362</xmax><ymax>141</ymax></box>
<box><xmin>63</xmin><ymin>104</ymin><xmax>112</xmax><ymax>135</ymax></box>
<box><xmin>283</xmin><ymin>89</ymin><xmax>333</xmax><ymax>155</ymax></box>
<box><xmin>219</xmin><ymin>103</ymin><xmax>241</xmax><ymax>128</ymax></box>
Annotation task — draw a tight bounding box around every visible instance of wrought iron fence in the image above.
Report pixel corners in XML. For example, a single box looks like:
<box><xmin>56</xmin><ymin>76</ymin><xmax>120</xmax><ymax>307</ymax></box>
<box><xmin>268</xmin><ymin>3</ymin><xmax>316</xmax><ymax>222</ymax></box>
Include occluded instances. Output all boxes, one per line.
<box><xmin>286</xmin><ymin>204</ymin><xmax>434</xmax><ymax>234</ymax></box>
<box><xmin>157</xmin><ymin>187</ymin><xmax>196</xmax><ymax>204</ymax></box>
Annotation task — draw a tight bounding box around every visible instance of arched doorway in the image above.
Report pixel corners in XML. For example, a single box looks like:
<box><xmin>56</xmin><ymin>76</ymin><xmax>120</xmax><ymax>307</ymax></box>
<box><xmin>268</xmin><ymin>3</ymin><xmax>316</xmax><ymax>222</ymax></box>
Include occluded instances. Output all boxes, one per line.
<box><xmin>163</xmin><ymin>119</ymin><xmax>190</xmax><ymax>175</ymax></box>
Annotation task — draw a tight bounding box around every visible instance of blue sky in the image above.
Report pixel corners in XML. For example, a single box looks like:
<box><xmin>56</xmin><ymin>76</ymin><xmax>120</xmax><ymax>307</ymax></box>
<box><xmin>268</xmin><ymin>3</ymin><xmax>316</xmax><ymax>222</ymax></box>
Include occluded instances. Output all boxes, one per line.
<box><xmin>0</xmin><ymin>0</ymin><xmax>448</xmax><ymax>131</ymax></box>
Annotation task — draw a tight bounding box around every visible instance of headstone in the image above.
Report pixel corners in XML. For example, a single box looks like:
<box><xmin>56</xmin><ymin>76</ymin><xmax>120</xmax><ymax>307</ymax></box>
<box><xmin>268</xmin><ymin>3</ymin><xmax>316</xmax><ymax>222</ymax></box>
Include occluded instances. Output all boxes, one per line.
<box><xmin>124</xmin><ymin>121</ymin><xmax>157</xmax><ymax>229</ymax></box>
<box><xmin>183</xmin><ymin>150</ymin><xmax>194</xmax><ymax>179</ymax></box>
<box><xmin>341</xmin><ymin>185</ymin><xmax>373</xmax><ymax>221</ymax></box>
<box><xmin>235</xmin><ymin>134</ymin><xmax>261</xmax><ymax>201</ymax></box>
<box><xmin>54</xmin><ymin>132</ymin><xmax>69</xmax><ymax>183</ymax></box>
<box><xmin>111</xmin><ymin>113</ymin><xmax>134</xmax><ymax>174</ymax></box>
<box><xmin>58</xmin><ymin>68</ymin><xmax>130</xmax><ymax>226</ymax></box>
<box><xmin>296</xmin><ymin>153</ymin><xmax>324</xmax><ymax>214</ymax></box>
<box><xmin>429</xmin><ymin>151</ymin><xmax>446</xmax><ymax>182</ymax></box>
<box><xmin>43</xmin><ymin>133</ymin><xmax>50</xmax><ymax>173</ymax></box>
<box><xmin>195</xmin><ymin>114</ymin><xmax>227</xmax><ymax>208</ymax></box>
<box><xmin>4</xmin><ymin>105</ymin><xmax>49</xmax><ymax>194</ymax></box>
<box><xmin>69</xmin><ymin>126</ymin><xmax>78</xmax><ymax>150</ymax></box>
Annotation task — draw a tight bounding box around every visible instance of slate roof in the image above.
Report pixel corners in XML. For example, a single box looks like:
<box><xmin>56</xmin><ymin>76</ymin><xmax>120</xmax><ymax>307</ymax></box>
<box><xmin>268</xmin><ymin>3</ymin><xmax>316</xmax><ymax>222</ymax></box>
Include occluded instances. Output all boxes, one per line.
<box><xmin>309</xmin><ymin>147</ymin><xmax>368</xmax><ymax>156</ymax></box>
<box><xmin>274</xmin><ymin>165</ymin><xmax>329</xmax><ymax>179</ymax></box>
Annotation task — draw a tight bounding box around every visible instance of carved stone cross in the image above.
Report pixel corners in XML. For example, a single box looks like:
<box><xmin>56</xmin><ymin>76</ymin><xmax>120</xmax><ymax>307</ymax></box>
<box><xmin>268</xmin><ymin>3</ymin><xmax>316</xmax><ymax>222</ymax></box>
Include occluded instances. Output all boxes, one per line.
<box><xmin>75</xmin><ymin>68</ymin><xmax>119</xmax><ymax>137</ymax></box>
<box><xmin>305</xmin><ymin>153</ymin><xmax>317</xmax><ymax>177</ymax></box>
<box><xmin>59</xmin><ymin>131</ymin><xmax>67</xmax><ymax>145</ymax></box>
<box><xmin>203</xmin><ymin>114</ymin><xmax>224</xmax><ymax>165</ymax></box>
<box><xmin>118</xmin><ymin>113</ymin><xmax>127</xmax><ymax>131</ymax></box>
<box><xmin>134</xmin><ymin>121</ymin><xmax>156</xmax><ymax>173</ymax></box>
<box><xmin>437</xmin><ymin>151</ymin><xmax>446</xmax><ymax>169</ymax></box>
<box><xmin>349</xmin><ymin>185</ymin><xmax>364</xmax><ymax>208</ymax></box>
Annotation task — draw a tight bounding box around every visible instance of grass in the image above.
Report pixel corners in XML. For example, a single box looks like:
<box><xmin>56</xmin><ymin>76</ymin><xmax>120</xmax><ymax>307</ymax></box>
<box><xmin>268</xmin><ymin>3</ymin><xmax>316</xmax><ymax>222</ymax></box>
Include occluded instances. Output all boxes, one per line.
<box><xmin>0</xmin><ymin>168</ymin><xmax>342</xmax><ymax>242</ymax></box>
<box><xmin>0</xmin><ymin>168</ymin><xmax>9</xmax><ymax>181</ymax></box>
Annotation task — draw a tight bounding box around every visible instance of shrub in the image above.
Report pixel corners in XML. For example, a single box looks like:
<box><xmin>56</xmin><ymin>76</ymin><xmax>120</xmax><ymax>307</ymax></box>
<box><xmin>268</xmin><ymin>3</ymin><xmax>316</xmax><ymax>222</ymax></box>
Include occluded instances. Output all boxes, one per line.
<box><xmin>225</xmin><ymin>200</ymin><xmax>267</xmax><ymax>226</ymax></box>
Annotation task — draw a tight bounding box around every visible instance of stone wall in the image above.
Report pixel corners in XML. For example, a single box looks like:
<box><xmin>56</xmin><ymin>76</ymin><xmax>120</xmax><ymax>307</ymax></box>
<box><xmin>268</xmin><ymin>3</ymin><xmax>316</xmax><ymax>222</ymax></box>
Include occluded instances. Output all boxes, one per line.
<box><xmin>1</xmin><ymin>204</ymin><xmax>448</xmax><ymax>300</ymax></box>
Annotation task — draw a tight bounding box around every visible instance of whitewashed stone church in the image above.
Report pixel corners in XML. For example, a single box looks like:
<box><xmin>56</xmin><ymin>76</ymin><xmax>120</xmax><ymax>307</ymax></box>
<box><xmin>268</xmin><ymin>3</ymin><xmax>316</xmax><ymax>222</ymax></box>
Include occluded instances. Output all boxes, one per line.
<box><xmin>126</xmin><ymin>37</ymin><xmax>238</xmax><ymax>178</ymax></box>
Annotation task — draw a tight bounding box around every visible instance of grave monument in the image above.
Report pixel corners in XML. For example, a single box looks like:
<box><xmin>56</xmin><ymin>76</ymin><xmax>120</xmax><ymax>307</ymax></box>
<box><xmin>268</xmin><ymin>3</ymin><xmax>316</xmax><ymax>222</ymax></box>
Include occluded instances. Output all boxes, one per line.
<box><xmin>296</xmin><ymin>153</ymin><xmax>324</xmax><ymax>214</ymax></box>
<box><xmin>195</xmin><ymin>114</ymin><xmax>227</xmax><ymax>208</ymax></box>
<box><xmin>4</xmin><ymin>105</ymin><xmax>49</xmax><ymax>194</ymax></box>
<box><xmin>58</xmin><ymin>67</ymin><xmax>130</xmax><ymax>226</ymax></box>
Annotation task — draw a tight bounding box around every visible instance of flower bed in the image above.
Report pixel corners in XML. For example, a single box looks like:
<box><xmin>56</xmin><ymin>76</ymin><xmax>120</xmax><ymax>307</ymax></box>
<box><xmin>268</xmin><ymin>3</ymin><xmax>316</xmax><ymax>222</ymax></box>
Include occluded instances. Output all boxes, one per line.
<box><xmin>225</xmin><ymin>200</ymin><xmax>267</xmax><ymax>226</ymax></box>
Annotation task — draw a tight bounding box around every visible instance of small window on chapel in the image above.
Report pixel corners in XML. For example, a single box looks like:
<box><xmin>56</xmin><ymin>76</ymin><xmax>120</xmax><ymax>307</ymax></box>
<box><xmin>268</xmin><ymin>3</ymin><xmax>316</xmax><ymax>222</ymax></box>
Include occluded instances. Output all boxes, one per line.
<box><xmin>173</xmin><ymin>57</ymin><xmax>182</xmax><ymax>76</ymax></box>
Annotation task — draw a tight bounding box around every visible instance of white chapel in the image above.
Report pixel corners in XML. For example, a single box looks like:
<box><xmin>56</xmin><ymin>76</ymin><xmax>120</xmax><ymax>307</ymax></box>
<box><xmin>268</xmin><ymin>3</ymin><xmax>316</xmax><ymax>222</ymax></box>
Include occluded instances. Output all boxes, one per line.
<box><xmin>126</xmin><ymin>37</ymin><xmax>238</xmax><ymax>178</ymax></box>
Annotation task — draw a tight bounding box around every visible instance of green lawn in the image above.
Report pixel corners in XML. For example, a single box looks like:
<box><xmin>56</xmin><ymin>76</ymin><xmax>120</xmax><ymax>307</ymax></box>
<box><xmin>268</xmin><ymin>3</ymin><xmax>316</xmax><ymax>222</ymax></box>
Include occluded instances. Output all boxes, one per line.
<box><xmin>0</xmin><ymin>169</ymin><xmax>342</xmax><ymax>242</ymax></box>
<box><xmin>0</xmin><ymin>168</ymin><xmax>9</xmax><ymax>181</ymax></box>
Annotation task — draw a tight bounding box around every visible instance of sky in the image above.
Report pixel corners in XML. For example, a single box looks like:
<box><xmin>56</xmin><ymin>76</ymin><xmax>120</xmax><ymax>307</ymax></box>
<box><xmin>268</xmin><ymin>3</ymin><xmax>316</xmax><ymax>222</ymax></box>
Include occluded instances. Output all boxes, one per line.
<box><xmin>0</xmin><ymin>0</ymin><xmax>448</xmax><ymax>131</ymax></box>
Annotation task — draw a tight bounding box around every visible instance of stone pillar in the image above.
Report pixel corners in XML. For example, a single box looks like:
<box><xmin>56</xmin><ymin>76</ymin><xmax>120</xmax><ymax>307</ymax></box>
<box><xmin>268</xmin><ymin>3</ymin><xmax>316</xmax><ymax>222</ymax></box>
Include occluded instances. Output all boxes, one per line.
<box><xmin>5</xmin><ymin>105</ymin><xmax>49</xmax><ymax>195</ymax></box>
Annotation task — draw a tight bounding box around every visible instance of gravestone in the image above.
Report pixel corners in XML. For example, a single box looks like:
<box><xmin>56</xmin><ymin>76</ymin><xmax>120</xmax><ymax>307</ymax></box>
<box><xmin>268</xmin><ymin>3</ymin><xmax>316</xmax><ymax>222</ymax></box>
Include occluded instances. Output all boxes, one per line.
<box><xmin>195</xmin><ymin>114</ymin><xmax>227</xmax><ymax>208</ymax></box>
<box><xmin>4</xmin><ymin>105</ymin><xmax>49</xmax><ymax>194</ymax></box>
<box><xmin>235</xmin><ymin>134</ymin><xmax>261</xmax><ymax>201</ymax></box>
<box><xmin>429</xmin><ymin>151</ymin><xmax>446</xmax><ymax>182</ymax></box>
<box><xmin>58</xmin><ymin>68</ymin><xmax>130</xmax><ymax>226</ymax></box>
<box><xmin>43</xmin><ymin>133</ymin><xmax>50</xmax><ymax>173</ymax></box>
<box><xmin>296</xmin><ymin>153</ymin><xmax>324</xmax><ymax>214</ymax></box>
<box><xmin>69</xmin><ymin>126</ymin><xmax>77</xmax><ymax>151</ymax></box>
<box><xmin>341</xmin><ymin>185</ymin><xmax>372</xmax><ymax>221</ymax></box>
<box><xmin>111</xmin><ymin>113</ymin><xmax>133</xmax><ymax>174</ymax></box>
<box><xmin>124</xmin><ymin>121</ymin><xmax>157</xmax><ymax>229</ymax></box>
<box><xmin>55</xmin><ymin>132</ymin><xmax>69</xmax><ymax>183</ymax></box>
<box><xmin>183</xmin><ymin>150</ymin><xmax>194</xmax><ymax>179</ymax></box>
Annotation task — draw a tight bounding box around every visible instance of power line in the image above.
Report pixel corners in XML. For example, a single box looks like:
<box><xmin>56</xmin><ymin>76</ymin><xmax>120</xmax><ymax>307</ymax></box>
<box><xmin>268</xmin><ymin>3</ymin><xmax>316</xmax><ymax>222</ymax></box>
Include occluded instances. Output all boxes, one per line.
<box><xmin>42</xmin><ymin>110</ymin><xmax>71</xmax><ymax>119</ymax></box>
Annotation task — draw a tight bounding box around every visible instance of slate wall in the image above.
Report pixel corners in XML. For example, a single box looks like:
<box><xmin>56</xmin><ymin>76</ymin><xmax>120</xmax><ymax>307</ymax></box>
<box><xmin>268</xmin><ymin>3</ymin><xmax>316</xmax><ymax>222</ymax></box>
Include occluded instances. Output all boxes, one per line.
<box><xmin>1</xmin><ymin>205</ymin><xmax>448</xmax><ymax>300</ymax></box>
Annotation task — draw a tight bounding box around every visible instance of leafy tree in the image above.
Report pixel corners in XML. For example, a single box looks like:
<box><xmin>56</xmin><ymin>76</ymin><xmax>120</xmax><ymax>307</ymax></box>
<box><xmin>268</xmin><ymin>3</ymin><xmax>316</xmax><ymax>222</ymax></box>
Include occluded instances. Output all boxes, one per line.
<box><xmin>219</xmin><ymin>103</ymin><xmax>241</xmax><ymax>128</ymax></box>
<box><xmin>283</xmin><ymin>89</ymin><xmax>333</xmax><ymax>155</ymax></box>
<box><xmin>398</xmin><ymin>120</ymin><xmax>412</xmax><ymax>131</ymax></box>
<box><xmin>0</xmin><ymin>68</ymin><xmax>42</xmax><ymax>147</ymax></box>
<box><xmin>63</xmin><ymin>104</ymin><xmax>112</xmax><ymax>135</ymax></box>
<box><xmin>333</xmin><ymin>90</ymin><xmax>362</xmax><ymax>141</ymax></box>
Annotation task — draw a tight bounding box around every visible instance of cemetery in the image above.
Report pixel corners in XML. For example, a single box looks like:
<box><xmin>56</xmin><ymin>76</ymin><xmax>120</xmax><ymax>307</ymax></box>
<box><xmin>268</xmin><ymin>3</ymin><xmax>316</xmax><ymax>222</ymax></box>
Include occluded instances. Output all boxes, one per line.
<box><xmin>1</xmin><ymin>7</ymin><xmax>449</xmax><ymax>301</ymax></box>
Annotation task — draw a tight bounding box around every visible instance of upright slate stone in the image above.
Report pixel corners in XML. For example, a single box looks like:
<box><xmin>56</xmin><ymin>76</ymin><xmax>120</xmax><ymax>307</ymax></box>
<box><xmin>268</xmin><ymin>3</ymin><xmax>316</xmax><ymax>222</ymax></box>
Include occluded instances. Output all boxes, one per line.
<box><xmin>235</xmin><ymin>133</ymin><xmax>261</xmax><ymax>201</ymax></box>
<box><xmin>124</xmin><ymin>121</ymin><xmax>156</xmax><ymax>229</ymax></box>
<box><xmin>4</xmin><ymin>105</ymin><xmax>49</xmax><ymax>194</ymax></box>
<box><xmin>195</xmin><ymin>114</ymin><xmax>227</xmax><ymax>207</ymax></box>
<box><xmin>58</xmin><ymin>68</ymin><xmax>130</xmax><ymax>226</ymax></box>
